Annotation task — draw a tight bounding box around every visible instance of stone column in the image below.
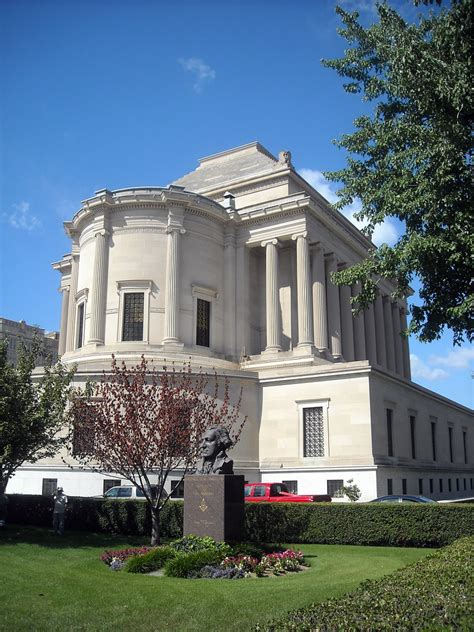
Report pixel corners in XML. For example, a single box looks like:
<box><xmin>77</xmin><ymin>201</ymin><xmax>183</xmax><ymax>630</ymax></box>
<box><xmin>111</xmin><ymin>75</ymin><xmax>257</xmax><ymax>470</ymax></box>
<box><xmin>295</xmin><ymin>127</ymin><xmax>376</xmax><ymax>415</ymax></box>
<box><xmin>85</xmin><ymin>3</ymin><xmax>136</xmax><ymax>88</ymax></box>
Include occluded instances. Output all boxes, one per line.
<box><xmin>352</xmin><ymin>283</ymin><xmax>367</xmax><ymax>361</ymax></box>
<box><xmin>392</xmin><ymin>302</ymin><xmax>403</xmax><ymax>375</ymax></box>
<box><xmin>400</xmin><ymin>307</ymin><xmax>411</xmax><ymax>380</ymax></box>
<box><xmin>65</xmin><ymin>255</ymin><xmax>79</xmax><ymax>352</ymax></box>
<box><xmin>88</xmin><ymin>230</ymin><xmax>109</xmax><ymax>344</ymax></box>
<box><xmin>325</xmin><ymin>254</ymin><xmax>342</xmax><ymax>359</ymax></box>
<box><xmin>311</xmin><ymin>245</ymin><xmax>328</xmax><ymax>354</ymax></box>
<box><xmin>383</xmin><ymin>295</ymin><xmax>396</xmax><ymax>371</ymax></box>
<box><xmin>292</xmin><ymin>232</ymin><xmax>314</xmax><ymax>348</ymax></box>
<box><xmin>58</xmin><ymin>286</ymin><xmax>70</xmax><ymax>356</ymax></box>
<box><xmin>374</xmin><ymin>291</ymin><xmax>387</xmax><ymax>368</ymax></box>
<box><xmin>262</xmin><ymin>238</ymin><xmax>281</xmax><ymax>352</ymax></box>
<box><xmin>162</xmin><ymin>226</ymin><xmax>186</xmax><ymax>345</ymax></box>
<box><xmin>224</xmin><ymin>229</ymin><xmax>237</xmax><ymax>359</ymax></box>
<box><xmin>236</xmin><ymin>244</ymin><xmax>250</xmax><ymax>357</ymax></box>
<box><xmin>339</xmin><ymin>284</ymin><xmax>355</xmax><ymax>361</ymax></box>
<box><xmin>364</xmin><ymin>301</ymin><xmax>378</xmax><ymax>366</ymax></box>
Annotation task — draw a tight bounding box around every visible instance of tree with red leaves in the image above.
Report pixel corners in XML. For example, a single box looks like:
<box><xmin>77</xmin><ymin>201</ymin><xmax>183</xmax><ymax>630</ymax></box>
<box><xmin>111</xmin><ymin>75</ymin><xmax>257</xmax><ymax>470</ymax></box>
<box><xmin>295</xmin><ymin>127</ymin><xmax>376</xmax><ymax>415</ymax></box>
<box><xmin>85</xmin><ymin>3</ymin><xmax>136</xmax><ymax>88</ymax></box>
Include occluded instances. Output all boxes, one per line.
<box><xmin>69</xmin><ymin>356</ymin><xmax>246</xmax><ymax>545</ymax></box>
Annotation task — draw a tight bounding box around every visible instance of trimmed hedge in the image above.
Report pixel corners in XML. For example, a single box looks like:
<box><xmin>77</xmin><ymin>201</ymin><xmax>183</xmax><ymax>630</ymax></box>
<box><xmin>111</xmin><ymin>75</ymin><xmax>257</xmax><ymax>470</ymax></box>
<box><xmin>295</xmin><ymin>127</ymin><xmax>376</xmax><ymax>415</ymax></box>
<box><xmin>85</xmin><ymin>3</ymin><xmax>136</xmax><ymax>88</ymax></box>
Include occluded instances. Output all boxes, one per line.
<box><xmin>6</xmin><ymin>495</ymin><xmax>474</xmax><ymax>547</ymax></box>
<box><xmin>255</xmin><ymin>536</ymin><xmax>474</xmax><ymax>631</ymax></box>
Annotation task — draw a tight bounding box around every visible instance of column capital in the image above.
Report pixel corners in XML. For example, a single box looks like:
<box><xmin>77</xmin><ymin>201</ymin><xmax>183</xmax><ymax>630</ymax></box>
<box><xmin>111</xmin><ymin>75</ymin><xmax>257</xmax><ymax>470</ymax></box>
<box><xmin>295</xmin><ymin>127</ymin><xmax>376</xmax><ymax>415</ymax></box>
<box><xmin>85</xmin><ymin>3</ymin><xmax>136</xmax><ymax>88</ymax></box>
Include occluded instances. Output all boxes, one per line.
<box><xmin>59</xmin><ymin>285</ymin><xmax>70</xmax><ymax>294</ymax></box>
<box><xmin>261</xmin><ymin>237</ymin><xmax>279</xmax><ymax>248</ymax></box>
<box><xmin>291</xmin><ymin>230</ymin><xmax>308</xmax><ymax>242</ymax></box>
<box><xmin>166</xmin><ymin>226</ymin><xmax>186</xmax><ymax>235</ymax></box>
<box><xmin>94</xmin><ymin>228</ymin><xmax>110</xmax><ymax>238</ymax></box>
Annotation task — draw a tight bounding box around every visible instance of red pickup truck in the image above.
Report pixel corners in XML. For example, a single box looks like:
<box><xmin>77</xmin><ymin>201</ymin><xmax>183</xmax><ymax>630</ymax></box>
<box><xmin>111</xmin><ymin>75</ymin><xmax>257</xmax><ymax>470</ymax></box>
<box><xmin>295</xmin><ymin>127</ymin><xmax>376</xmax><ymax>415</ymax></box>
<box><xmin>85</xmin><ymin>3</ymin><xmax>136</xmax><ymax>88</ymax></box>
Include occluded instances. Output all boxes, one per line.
<box><xmin>245</xmin><ymin>482</ymin><xmax>331</xmax><ymax>503</ymax></box>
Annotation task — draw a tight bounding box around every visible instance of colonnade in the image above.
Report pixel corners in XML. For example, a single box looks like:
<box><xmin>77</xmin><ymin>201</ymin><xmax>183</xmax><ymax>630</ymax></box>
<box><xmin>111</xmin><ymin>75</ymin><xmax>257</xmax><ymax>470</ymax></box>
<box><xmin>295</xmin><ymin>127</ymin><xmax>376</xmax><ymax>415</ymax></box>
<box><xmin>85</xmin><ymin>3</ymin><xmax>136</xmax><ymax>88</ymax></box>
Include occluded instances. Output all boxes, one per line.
<box><xmin>259</xmin><ymin>234</ymin><xmax>410</xmax><ymax>379</ymax></box>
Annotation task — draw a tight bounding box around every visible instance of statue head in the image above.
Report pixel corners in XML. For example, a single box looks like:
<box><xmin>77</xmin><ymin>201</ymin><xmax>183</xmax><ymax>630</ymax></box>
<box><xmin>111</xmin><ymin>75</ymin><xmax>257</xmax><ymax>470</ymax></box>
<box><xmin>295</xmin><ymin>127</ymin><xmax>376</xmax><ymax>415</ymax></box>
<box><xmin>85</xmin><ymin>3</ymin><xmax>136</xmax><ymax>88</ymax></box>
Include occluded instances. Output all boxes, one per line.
<box><xmin>200</xmin><ymin>426</ymin><xmax>233</xmax><ymax>461</ymax></box>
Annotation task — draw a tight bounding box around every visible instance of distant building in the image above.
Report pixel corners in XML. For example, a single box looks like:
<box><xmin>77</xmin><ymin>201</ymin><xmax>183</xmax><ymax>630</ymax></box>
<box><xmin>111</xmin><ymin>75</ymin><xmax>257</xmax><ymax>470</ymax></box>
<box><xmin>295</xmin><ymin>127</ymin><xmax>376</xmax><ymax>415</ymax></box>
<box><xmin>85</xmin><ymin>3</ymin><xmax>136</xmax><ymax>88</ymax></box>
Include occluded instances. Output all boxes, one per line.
<box><xmin>0</xmin><ymin>317</ymin><xmax>59</xmax><ymax>367</ymax></box>
<box><xmin>6</xmin><ymin>142</ymin><xmax>473</xmax><ymax>501</ymax></box>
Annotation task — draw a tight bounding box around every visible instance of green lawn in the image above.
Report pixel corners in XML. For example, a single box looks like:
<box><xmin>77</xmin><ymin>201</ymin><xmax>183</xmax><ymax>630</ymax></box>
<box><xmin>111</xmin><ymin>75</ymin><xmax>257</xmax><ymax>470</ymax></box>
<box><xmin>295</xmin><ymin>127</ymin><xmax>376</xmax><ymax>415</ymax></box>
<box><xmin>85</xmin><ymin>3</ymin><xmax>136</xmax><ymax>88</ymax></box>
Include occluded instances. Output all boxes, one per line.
<box><xmin>0</xmin><ymin>526</ymin><xmax>432</xmax><ymax>631</ymax></box>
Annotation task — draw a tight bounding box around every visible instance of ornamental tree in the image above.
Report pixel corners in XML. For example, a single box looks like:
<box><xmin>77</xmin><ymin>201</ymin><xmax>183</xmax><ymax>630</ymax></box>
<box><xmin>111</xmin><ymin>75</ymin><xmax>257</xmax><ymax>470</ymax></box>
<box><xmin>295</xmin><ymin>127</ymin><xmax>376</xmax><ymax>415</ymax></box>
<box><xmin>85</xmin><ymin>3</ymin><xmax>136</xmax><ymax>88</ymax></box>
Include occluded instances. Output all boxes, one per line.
<box><xmin>69</xmin><ymin>356</ymin><xmax>246</xmax><ymax>545</ymax></box>
<box><xmin>0</xmin><ymin>339</ymin><xmax>76</xmax><ymax>497</ymax></box>
<box><xmin>323</xmin><ymin>0</ymin><xmax>473</xmax><ymax>345</ymax></box>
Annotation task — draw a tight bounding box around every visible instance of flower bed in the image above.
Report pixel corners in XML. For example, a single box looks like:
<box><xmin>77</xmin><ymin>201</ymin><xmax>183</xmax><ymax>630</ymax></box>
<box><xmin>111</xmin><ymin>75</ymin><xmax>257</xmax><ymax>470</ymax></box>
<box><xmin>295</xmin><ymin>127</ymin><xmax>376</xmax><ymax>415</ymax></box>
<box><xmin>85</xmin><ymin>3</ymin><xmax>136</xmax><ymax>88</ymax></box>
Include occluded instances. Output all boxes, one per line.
<box><xmin>100</xmin><ymin>536</ymin><xmax>307</xmax><ymax>579</ymax></box>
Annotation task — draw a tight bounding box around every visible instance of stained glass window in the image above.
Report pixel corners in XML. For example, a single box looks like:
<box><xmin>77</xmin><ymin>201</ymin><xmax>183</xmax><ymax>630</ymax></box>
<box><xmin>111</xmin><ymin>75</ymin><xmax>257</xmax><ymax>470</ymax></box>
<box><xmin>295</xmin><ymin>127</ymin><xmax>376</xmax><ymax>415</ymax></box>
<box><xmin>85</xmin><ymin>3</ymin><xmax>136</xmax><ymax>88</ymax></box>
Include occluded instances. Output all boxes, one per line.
<box><xmin>122</xmin><ymin>292</ymin><xmax>144</xmax><ymax>341</ymax></box>
<box><xmin>196</xmin><ymin>298</ymin><xmax>210</xmax><ymax>347</ymax></box>
<box><xmin>303</xmin><ymin>407</ymin><xmax>324</xmax><ymax>457</ymax></box>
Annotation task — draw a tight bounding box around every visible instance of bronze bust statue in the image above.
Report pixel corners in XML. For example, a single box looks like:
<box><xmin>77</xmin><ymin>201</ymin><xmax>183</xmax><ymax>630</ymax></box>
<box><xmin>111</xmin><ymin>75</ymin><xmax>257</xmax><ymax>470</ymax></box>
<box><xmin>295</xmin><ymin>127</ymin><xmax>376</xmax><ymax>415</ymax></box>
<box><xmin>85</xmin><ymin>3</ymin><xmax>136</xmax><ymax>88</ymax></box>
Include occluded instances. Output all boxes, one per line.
<box><xmin>195</xmin><ymin>426</ymin><xmax>234</xmax><ymax>475</ymax></box>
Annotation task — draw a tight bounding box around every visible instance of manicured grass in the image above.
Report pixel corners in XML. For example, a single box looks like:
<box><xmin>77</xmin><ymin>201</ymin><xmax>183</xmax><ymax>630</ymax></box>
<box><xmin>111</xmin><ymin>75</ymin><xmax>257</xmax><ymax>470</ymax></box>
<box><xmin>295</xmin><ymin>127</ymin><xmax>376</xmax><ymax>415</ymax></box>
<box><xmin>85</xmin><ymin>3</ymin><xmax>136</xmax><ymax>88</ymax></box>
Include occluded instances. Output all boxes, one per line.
<box><xmin>0</xmin><ymin>526</ymin><xmax>431</xmax><ymax>632</ymax></box>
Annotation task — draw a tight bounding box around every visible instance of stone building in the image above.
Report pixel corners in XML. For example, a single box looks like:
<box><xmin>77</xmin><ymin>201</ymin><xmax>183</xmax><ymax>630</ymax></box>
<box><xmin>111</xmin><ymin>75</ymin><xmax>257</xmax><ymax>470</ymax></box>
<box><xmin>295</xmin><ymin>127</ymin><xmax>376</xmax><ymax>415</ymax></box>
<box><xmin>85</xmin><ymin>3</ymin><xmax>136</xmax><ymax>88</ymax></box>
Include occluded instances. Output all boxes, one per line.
<box><xmin>8</xmin><ymin>142</ymin><xmax>473</xmax><ymax>500</ymax></box>
<box><xmin>0</xmin><ymin>317</ymin><xmax>59</xmax><ymax>368</ymax></box>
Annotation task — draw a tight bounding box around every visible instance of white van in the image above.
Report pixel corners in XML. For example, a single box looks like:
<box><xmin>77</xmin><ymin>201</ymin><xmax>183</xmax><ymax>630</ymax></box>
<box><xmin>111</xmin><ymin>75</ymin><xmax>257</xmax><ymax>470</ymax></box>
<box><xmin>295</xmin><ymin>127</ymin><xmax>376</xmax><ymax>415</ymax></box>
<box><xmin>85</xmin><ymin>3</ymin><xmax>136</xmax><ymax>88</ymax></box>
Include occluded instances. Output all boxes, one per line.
<box><xmin>103</xmin><ymin>486</ymin><xmax>152</xmax><ymax>499</ymax></box>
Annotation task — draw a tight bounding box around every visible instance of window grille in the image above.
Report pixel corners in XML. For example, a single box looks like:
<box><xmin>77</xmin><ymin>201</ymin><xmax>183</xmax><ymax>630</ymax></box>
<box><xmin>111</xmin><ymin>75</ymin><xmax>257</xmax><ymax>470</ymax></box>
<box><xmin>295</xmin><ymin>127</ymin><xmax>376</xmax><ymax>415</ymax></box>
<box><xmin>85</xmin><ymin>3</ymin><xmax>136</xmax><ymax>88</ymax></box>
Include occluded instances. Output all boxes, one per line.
<box><xmin>303</xmin><ymin>407</ymin><xmax>324</xmax><ymax>457</ymax></box>
<box><xmin>386</xmin><ymin>409</ymin><xmax>393</xmax><ymax>456</ymax></box>
<box><xmin>387</xmin><ymin>478</ymin><xmax>393</xmax><ymax>495</ymax></box>
<box><xmin>103</xmin><ymin>480</ymin><xmax>121</xmax><ymax>494</ymax></box>
<box><xmin>282</xmin><ymin>480</ymin><xmax>298</xmax><ymax>494</ymax></box>
<box><xmin>122</xmin><ymin>293</ymin><xmax>144</xmax><ymax>341</ymax></box>
<box><xmin>42</xmin><ymin>478</ymin><xmax>57</xmax><ymax>496</ymax></box>
<box><xmin>327</xmin><ymin>479</ymin><xmax>343</xmax><ymax>497</ymax></box>
<box><xmin>77</xmin><ymin>303</ymin><xmax>85</xmax><ymax>348</ymax></box>
<box><xmin>196</xmin><ymin>298</ymin><xmax>210</xmax><ymax>347</ymax></box>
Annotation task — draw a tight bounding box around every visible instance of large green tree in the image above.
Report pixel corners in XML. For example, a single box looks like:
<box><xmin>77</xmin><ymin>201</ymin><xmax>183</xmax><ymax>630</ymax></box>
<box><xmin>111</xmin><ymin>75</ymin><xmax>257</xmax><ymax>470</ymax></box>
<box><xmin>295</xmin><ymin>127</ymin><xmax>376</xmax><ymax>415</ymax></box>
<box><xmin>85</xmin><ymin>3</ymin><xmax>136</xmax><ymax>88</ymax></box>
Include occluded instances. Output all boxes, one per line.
<box><xmin>0</xmin><ymin>339</ymin><xmax>76</xmax><ymax>496</ymax></box>
<box><xmin>323</xmin><ymin>0</ymin><xmax>473</xmax><ymax>345</ymax></box>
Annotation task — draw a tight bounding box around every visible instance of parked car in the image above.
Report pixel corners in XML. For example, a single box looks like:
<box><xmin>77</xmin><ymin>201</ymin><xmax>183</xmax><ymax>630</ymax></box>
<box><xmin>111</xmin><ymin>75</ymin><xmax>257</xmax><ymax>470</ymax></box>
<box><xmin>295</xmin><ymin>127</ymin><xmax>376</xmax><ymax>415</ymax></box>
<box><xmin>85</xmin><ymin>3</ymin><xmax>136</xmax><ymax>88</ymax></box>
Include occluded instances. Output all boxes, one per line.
<box><xmin>369</xmin><ymin>495</ymin><xmax>437</xmax><ymax>503</ymax></box>
<box><xmin>245</xmin><ymin>482</ymin><xmax>331</xmax><ymax>503</ymax></box>
<box><xmin>102</xmin><ymin>485</ymin><xmax>157</xmax><ymax>499</ymax></box>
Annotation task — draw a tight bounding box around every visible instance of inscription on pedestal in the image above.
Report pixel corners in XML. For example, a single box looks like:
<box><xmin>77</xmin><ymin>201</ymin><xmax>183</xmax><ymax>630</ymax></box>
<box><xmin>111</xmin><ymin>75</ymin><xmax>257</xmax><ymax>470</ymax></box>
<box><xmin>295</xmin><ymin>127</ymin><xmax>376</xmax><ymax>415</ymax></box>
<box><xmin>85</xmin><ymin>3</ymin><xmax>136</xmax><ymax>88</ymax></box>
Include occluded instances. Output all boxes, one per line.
<box><xmin>184</xmin><ymin>475</ymin><xmax>244</xmax><ymax>542</ymax></box>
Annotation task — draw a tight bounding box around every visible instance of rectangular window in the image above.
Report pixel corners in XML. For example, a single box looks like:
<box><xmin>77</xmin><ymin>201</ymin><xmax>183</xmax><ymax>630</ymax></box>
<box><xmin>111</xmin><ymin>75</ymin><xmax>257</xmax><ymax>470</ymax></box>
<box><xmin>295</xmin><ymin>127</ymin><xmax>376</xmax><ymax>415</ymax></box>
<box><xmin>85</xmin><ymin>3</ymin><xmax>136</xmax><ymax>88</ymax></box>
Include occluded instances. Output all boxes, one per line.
<box><xmin>386</xmin><ymin>409</ymin><xmax>393</xmax><ymax>457</ymax></box>
<box><xmin>431</xmin><ymin>422</ymin><xmax>437</xmax><ymax>461</ymax></box>
<box><xmin>463</xmin><ymin>431</ymin><xmax>468</xmax><ymax>464</ymax></box>
<box><xmin>448</xmin><ymin>478</ymin><xmax>452</xmax><ymax>492</ymax></box>
<box><xmin>464</xmin><ymin>478</ymin><xmax>467</xmax><ymax>490</ymax></box>
<box><xmin>76</xmin><ymin>303</ymin><xmax>85</xmax><ymax>348</ymax></box>
<box><xmin>196</xmin><ymin>298</ymin><xmax>210</xmax><ymax>347</ymax></box>
<box><xmin>410</xmin><ymin>415</ymin><xmax>416</xmax><ymax>459</ymax></box>
<box><xmin>282</xmin><ymin>480</ymin><xmax>298</xmax><ymax>494</ymax></box>
<box><xmin>470</xmin><ymin>478</ymin><xmax>473</xmax><ymax>490</ymax></box>
<box><xmin>303</xmin><ymin>407</ymin><xmax>324</xmax><ymax>457</ymax></box>
<box><xmin>42</xmin><ymin>478</ymin><xmax>57</xmax><ymax>496</ymax></box>
<box><xmin>429</xmin><ymin>478</ymin><xmax>434</xmax><ymax>494</ymax></box>
<box><xmin>327</xmin><ymin>480</ymin><xmax>344</xmax><ymax>498</ymax></box>
<box><xmin>418</xmin><ymin>478</ymin><xmax>423</xmax><ymax>494</ymax></box>
<box><xmin>387</xmin><ymin>479</ymin><xmax>393</xmax><ymax>495</ymax></box>
<box><xmin>122</xmin><ymin>292</ymin><xmax>144</xmax><ymax>341</ymax></box>
<box><xmin>170</xmin><ymin>480</ymin><xmax>185</xmax><ymax>499</ymax></box>
<box><xmin>456</xmin><ymin>478</ymin><xmax>460</xmax><ymax>491</ymax></box>
<box><xmin>103</xmin><ymin>479</ymin><xmax>121</xmax><ymax>494</ymax></box>
<box><xmin>448</xmin><ymin>426</ymin><xmax>454</xmax><ymax>462</ymax></box>
<box><xmin>439</xmin><ymin>479</ymin><xmax>443</xmax><ymax>493</ymax></box>
<box><xmin>402</xmin><ymin>479</ymin><xmax>407</xmax><ymax>494</ymax></box>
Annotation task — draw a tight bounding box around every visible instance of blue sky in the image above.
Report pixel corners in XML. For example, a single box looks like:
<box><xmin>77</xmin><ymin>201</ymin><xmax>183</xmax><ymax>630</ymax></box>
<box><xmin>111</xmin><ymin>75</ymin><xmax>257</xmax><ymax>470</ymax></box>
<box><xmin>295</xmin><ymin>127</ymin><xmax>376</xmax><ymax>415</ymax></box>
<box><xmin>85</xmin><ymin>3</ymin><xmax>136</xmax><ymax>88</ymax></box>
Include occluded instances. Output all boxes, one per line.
<box><xmin>1</xmin><ymin>0</ymin><xmax>472</xmax><ymax>408</ymax></box>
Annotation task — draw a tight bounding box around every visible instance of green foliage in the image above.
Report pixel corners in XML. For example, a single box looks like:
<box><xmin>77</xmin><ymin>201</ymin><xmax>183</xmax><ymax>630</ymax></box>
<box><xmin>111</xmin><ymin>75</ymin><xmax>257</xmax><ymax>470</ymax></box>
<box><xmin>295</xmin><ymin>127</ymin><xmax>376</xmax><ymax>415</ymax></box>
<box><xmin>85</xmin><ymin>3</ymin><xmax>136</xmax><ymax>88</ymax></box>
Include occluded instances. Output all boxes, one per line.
<box><xmin>124</xmin><ymin>546</ymin><xmax>176</xmax><ymax>573</ymax></box>
<box><xmin>255</xmin><ymin>536</ymin><xmax>474</xmax><ymax>631</ymax></box>
<box><xmin>169</xmin><ymin>534</ymin><xmax>231</xmax><ymax>556</ymax></box>
<box><xmin>340</xmin><ymin>478</ymin><xmax>362</xmax><ymax>502</ymax></box>
<box><xmin>244</xmin><ymin>503</ymin><xmax>474</xmax><ymax>547</ymax></box>
<box><xmin>322</xmin><ymin>1</ymin><xmax>473</xmax><ymax>345</ymax></box>
<box><xmin>0</xmin><ymin>339</ymin><xmax>76</xmax><ymax>494</ymax></box>
<box><xmin>164</xmin><ymin>549</ymin><xmax>224</xmax><ymax>578</ymax></box>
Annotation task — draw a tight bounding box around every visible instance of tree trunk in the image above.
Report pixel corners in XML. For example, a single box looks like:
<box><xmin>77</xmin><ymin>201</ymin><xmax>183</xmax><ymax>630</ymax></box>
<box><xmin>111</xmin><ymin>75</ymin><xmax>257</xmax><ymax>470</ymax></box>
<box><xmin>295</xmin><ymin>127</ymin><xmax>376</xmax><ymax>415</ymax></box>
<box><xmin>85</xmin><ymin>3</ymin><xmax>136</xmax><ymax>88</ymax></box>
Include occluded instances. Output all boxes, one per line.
<box><xmin>150</xmin><ymin>506</ymin><xmax>160</xmax><ymax>546</ymax></box>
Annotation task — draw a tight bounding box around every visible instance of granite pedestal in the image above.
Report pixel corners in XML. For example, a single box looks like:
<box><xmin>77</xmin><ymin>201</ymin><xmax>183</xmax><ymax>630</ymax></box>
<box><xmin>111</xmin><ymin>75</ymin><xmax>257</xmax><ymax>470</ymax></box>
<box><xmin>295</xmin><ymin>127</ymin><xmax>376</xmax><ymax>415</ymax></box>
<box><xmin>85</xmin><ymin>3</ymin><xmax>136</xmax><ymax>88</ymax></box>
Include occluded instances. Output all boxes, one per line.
<box><xmin>183</xmin><ymin>475</ymin><xmax>244</xmax><ymax>542</ymax></box>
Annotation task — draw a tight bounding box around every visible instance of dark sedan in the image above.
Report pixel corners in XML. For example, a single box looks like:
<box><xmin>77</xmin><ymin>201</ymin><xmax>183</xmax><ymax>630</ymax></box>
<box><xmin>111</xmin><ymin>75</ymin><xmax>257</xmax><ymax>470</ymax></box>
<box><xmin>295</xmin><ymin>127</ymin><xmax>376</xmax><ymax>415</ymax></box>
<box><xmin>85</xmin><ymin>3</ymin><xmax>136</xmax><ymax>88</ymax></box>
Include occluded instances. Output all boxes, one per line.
<box><xmin>370</xmin><ymin>495</ymin><xmax>437</xmax><ymax>503</ymax></box>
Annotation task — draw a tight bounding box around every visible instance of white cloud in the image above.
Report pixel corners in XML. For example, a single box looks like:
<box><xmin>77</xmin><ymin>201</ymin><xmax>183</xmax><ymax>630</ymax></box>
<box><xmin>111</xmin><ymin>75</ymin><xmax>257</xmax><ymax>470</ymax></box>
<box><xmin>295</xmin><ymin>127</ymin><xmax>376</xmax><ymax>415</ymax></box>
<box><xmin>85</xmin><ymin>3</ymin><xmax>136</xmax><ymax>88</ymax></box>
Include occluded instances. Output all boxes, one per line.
<box><xmin>410</xmin><ymin>354</ymin><xmax>449</xmax><ymax>381</ymax></box>
<box><xmin>3</xmin><ymin>201</ymin><xmax>41</xmax><ymax>231</ymax></box>
<box><xmin>179</xmin><ymin>57</ymin><xmax>216</xmax><ymax>93</ymax></box>
<box><xmin>298</xmin><ymin>168</ymin><xmax>399</xmax><ymax>247</ymax></box>
<box><xmin>429</xmin><ymin>348</ymin><xmax>474</xmax><ymax>370</ymax></box>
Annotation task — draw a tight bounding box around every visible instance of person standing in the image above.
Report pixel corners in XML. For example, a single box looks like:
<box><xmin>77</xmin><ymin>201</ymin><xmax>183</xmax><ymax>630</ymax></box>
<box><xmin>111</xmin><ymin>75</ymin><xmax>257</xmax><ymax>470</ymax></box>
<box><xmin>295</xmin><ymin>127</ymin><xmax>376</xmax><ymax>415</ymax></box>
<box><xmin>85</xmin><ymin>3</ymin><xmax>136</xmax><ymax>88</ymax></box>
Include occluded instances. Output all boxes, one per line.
<box><xmin>52</xmin><ymin>487</ymin><xmax>67</xmax><ymax>535</ymax></box>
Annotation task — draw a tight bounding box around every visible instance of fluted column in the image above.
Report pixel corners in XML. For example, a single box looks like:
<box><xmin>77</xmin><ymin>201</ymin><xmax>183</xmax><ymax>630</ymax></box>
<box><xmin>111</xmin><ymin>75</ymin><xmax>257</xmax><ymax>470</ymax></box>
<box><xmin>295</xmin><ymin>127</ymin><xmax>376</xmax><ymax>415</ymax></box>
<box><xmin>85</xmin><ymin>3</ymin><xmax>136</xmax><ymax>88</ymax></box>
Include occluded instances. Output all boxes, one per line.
<box><xmin>400</xmin><ymin>307</ymin><xmax>411</xmax><ymax>380</ymax></box>
<box><xmin>65</xmin><ymin>255</ymin><xmax>79</xmax><ymax>352</ymax></box>
<box><xmin>292</xmin><ymin>232</ymin><xmax>314</xmax><ymax>347</ymax></box>
<box><xmin>88</xmin><ymin>230</ymin><xmax>109</xmax><ymax>344</ymax></box>
<box><xmin>58</xmin><ymin>286</ymin><xmax>70</xmax><ymax>356</ymax></box>
<box><xmin>262</xmin><ymin>238</ymin><xmax>281</xmax><ymax>352</ymax></box>
<box><xmin>224</xmin><ymin>229</ymin><xmax>237</xmax><ymax>358</ymax></box>
<box><xmin>353</xmin><ymin>282</ymin><xmax>367</xmax><ymax>360</ymax></box>
<box><xmin>311</xmin><ymin>245</ymin><xmax>328</xmax><ymax>354</ymax></box>
<box><xmin>236</xmin><ymin>244</ymin><xmax>250</xmax><ymax>357</ymax></box>
<box><xmin>392</xmin><ymin>302</ymin><xmax>403</xmax><ymax>375</ymax></box>
<box><xmin>383</xmin><ymin>296</ymin><xmax>396</xmax><ymax>371</ymax></box>
<box><xmin>162</xmin><ymin>226</ymin><xmax>186</xmax><ymax>344</ymax></box>
<box><xmin>364</xmin><ymin>301</ymin><xmax>378</xmax><ymax>366</ymax></box>
<box><xmin>339</xmin><ymin>284</ymin><xmax>355</xmax><ymax>361</ymax></box>
<box><xmin>374</xmin><ymin>291</ymin><xmax>387</xmax><ymax>368</ymax></box>
<box><xmin>326</xmin><ymin>254</ymin><xmax>342</xmax><ymax>359</ymax></box>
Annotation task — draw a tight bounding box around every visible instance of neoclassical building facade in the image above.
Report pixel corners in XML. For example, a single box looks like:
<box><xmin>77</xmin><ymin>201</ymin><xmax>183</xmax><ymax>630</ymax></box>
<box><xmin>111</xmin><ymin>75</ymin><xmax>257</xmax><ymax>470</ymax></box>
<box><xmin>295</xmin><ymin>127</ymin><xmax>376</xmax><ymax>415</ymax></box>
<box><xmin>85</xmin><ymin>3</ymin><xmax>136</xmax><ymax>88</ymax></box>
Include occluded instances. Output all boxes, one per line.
<box><xmin>9</xmin><ymin>142</ymin><xmax>473</xmax><ymax>500</ymax></box>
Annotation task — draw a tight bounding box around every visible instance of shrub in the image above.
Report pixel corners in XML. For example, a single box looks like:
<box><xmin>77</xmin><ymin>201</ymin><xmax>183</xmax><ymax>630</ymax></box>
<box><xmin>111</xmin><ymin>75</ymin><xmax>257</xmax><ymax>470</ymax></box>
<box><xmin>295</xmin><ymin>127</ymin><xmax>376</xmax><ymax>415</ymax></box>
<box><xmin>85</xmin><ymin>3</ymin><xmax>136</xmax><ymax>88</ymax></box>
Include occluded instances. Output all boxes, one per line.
<box><xmin>124</xmin><ymin>546</ymin><xmax>176</xmax><ymax>574</ymax></box>
<box><xmin>255</xmin><ymin>536</ymin><xmax>474</xmax><ymax>631</ymax></box>
<box><xmin>188</xmin><ymin>565</ymin><xmax>246</xmax><ymax>580</ymax></box>
<box><xmin>245</xmin><ymin>502</ymin><xmax>474</xmax><ymax>547</ymax></box>
<box><xmin>164</xmin><ymin>550</ymin><xmax>224</xmax><ymax>578</ymax></box>
<box><xmin>169</xmin><ymin>534</ymin><xmax>231</xmax><ymax>557</ymax></box>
